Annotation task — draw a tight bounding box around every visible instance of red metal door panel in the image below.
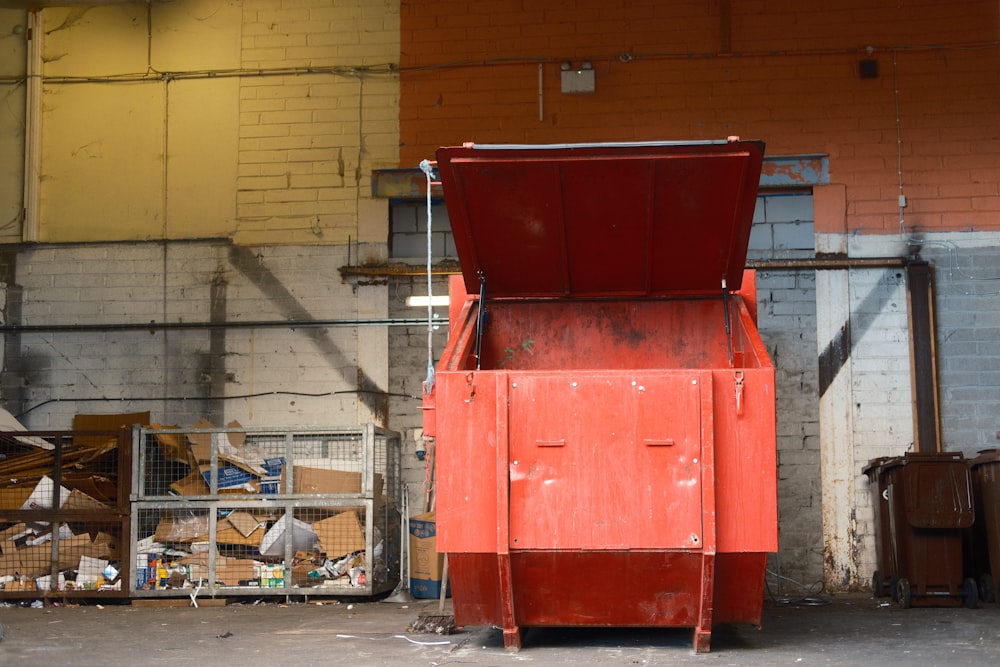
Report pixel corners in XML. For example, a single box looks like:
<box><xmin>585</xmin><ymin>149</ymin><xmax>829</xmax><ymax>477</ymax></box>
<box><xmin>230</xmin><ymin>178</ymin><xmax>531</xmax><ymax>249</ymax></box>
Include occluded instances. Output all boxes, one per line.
<box><xmin>436</xmin><ymin>372</ymin><xmax>502</xmax><ymax>553</ymax></box>
<box><xmin>633</xmin><ymin>373</ymin><xmax>705</xmax><ymax>548</ymax></box>
<box><xmin>508</xmin><ymin>373</ymin><xmax>702</xmax><ymax>550</ymax></box>
<box><xmin>507</xmin><ymin>375</ymin><xmax>630</xmax><ymax>549</ymax></box>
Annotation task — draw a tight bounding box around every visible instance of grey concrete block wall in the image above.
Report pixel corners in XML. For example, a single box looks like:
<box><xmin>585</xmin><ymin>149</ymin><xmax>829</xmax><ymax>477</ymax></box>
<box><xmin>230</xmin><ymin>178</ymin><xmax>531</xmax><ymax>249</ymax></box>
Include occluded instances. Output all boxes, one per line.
<box><xmin>756</xmin><ymin>269</ymin><xmax>821</xmax><ymax>587</ymax></box>
<box><xmin>3</xmin><ymin>241</ymin><xmax>373</xmax><ymax>430</ymax></box>
<box><xmin>386</xmin><ymin>273</ymin><xmax>452</xmax><ymax>513</ymax></box>
<box><xmin>922</xmin><ymin>238</ymin><xmax>1000</xmax><ymax>454</ymax></box>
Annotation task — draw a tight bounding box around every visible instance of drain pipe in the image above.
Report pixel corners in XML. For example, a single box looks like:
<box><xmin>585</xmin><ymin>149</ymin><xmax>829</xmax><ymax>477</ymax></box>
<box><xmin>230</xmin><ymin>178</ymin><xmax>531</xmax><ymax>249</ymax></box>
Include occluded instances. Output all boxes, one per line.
<box><xmin>746</xmin><ymin>256</ymin><xmax>907</xmax><ymax>271</ymax></box>
<box><xmin>22</xmin><ymin>10</ymin><xmax>42</xmax><ymax>243</ymax></box>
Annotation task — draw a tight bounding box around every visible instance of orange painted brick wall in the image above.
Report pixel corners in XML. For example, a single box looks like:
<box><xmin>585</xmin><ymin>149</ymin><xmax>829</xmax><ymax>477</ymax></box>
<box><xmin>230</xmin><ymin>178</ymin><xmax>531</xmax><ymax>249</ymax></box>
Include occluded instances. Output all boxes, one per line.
<box><xmin>400</xmin><ymin>0</ymin><xmax>1000</xmax><ymax>234</ymax></box>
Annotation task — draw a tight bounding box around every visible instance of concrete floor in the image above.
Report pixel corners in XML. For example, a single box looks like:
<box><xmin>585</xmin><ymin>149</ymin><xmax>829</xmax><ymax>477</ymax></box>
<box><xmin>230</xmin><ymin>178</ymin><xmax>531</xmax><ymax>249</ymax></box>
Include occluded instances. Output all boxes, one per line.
<box><xmin>1</xmin><ymin>592</ymin><xmax>999</xmax><ymax>666</ymax></box>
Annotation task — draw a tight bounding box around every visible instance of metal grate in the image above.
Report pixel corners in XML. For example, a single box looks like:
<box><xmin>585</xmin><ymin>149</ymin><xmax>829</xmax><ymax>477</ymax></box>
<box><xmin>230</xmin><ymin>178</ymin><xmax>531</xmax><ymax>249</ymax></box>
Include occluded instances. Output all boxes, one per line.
<box><xmin>0</xmin><ymin>429</ymin><xmax>131</xmax><ymax>598</ymax></box>
<box><xmin>131</xmin><ymin>425</ymin><xmax>401</xmax><ymax>598</ymax></box>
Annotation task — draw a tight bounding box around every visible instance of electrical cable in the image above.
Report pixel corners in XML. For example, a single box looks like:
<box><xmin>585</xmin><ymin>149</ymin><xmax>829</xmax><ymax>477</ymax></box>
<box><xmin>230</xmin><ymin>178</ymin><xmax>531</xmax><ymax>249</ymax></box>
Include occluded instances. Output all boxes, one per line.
<box><xmin>13</xmin><ymin>389</ymin><xmax>421</xmax><ymax>420</ymax></box>
<box><xmin>418</xmin><ymin>159</ymin><xmax>437</xmax><ymax>393</ymax></box>
<box><xmin>765</xmin><ymin>568</ymin><xmax>831</xmax><ymax>606</ymax></box>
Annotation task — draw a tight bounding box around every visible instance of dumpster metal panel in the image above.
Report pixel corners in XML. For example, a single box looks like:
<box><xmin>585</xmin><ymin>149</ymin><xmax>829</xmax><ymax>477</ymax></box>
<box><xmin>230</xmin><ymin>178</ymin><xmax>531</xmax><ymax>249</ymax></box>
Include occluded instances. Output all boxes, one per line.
<box><xmin>508</xmin><ymin>373</ymin><xmax>703</xmax><ymax>550</ymax></box>
<box><xmin>427</xmin><ymin>139</ymin><xmax>775</xmax><ymax>653</ymax></box>
<box><xmin>436</xmin><ymin>140</ymin><xmax>764</xmax><ymax>299</ymax></box>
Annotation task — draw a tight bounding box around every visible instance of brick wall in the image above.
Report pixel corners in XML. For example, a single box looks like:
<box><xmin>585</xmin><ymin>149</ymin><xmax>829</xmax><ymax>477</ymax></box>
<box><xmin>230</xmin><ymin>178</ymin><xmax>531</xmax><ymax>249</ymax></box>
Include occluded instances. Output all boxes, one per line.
<box><xmin>2</xmin><ymin>242</ymin><xmax>373</xmax><ymax>430</ymax></box>
<box><xmin>21</xmin><ymin>1</ymin><xmax>399</xmax><ymax>246</ymax></box>
<box><xmin>386</xmin><ymin>273</ymin><xmax>452</xmax><ymax>512</ymax></box>
<box><xmin>236</xmin><ymin>0</ymin><xmax>400</xmax><ymax>245</ymax></box>
<box><xmin>400</xmin><ymin>1</ymin><xmax>1000</xmax><ymax>234</ymax></box>
<box><xmin>920</xmin><ymin>234</ymin><xmax>1000</xmax><ymax>454</ymax></box>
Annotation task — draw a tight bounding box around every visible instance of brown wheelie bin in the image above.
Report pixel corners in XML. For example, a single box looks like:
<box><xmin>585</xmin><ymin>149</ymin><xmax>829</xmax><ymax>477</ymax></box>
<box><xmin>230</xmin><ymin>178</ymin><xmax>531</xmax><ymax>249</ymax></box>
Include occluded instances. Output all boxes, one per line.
<box><xmin>864</xmin><ymin>456</ymin><xmax>898</xmax><ymax>598</ymax></box>
<box><xmin>970</xmin><ymin>449</ymin><xmax>1000</xmax><ymax>604</ymax></box>
<box><xmin>883</xmin><ymin>452</ymin><xmax>978</xmax><ymax>608</ymax></box>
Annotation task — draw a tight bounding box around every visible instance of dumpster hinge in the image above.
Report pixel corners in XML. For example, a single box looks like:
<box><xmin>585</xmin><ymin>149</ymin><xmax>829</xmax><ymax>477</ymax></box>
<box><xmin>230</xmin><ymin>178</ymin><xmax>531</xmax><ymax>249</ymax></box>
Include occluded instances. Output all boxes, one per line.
<box><xmin>475</xmin><ymin>270</ymin><xmax>487</xmax><ymax>370</ymax></box>
<box><xmin>722</xmin><ymin>278</ymin><xmax>734</xmax><ymax>367</ymax></box>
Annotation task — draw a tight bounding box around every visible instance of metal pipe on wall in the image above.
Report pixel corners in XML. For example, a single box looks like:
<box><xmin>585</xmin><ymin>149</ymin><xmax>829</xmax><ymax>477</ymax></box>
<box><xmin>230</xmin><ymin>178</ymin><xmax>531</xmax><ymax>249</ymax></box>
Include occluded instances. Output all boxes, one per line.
<box><xmin>22</xmin><ymin>10</ymin><xmax>42</xmax><ymax>244</ymax></box>
<box><xmin>0</xmin><ymin>318</ymin><xmax>434</xmax><ymax>334</ymax></box>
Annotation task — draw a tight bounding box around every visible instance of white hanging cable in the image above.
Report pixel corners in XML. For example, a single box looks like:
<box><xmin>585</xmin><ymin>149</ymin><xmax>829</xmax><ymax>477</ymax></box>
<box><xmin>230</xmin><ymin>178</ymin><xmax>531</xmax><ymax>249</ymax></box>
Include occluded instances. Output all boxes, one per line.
<box><xmin>418</xmin><ymin>159</ymin><xmax>436</xmax><ymax>392</ymax></box>
<box><xmin>893</xmin><ymin>50</ymin><xmax>906</xmax><ymax>235</ymax></box>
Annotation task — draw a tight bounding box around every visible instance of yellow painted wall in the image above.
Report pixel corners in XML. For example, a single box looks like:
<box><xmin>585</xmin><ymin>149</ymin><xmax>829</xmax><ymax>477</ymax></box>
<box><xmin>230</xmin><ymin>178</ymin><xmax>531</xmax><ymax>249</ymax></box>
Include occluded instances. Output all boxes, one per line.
<box><xmin>30</xmin><ymin>0</ymin><xmax>399</xmax><ymax>245</ymax></box>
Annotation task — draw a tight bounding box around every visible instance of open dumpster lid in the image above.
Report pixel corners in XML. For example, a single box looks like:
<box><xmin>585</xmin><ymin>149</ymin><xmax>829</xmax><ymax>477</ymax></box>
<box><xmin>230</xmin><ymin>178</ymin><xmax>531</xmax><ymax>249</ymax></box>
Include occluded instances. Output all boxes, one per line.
<box><xmin>436</xmin><ymin>139</ymin><xmax>765</xmax><ymax>299</ymax></box>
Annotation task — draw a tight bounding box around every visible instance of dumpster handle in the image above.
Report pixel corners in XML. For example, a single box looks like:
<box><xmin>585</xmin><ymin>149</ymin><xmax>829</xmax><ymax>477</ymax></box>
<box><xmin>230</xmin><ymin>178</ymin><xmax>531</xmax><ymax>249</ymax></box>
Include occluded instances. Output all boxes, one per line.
<box><xmin>734</xmin><ymin>370</ymin><xmax>745</xmax><ymax>416</ymax></box>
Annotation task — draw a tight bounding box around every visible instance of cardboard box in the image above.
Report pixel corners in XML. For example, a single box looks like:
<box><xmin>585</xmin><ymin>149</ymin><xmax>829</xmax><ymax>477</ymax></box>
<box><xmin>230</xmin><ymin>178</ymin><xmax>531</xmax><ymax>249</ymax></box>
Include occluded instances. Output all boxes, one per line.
<box><xmin>169</xmin><ymin>471</ymin><xmax>211</xmax><ymax>496</ymax></box>
<box><xmin>282</xmin><ymin>467</ymin><xmax>362</xmax><ymax>495</ymax></box>
<box><xmin>409</xmin><ymin>512</ymin><xmax>449</xmax><ymax>599</ymax></box>
<box><xmin>216</xmin><ymin>556</ymin><xmax>257</xmax><ymax>586</ymax></box>
<box><xmin>179</xmin><ymin>553</ymin><xmax>258</xmax><ymax>586</ymax></box>
<box><xmin>313</xmin><ymin>511</ymin><xmax>366</xmax><ymax>558</ymax></box>
<box><xmin>202</xmin><ymin>465</ymin><xmax>257</xmax><ymax>490</ymax></box>
<box><xmin>0</xmin><ymin>548</ymin><xmax>20</xmax><ymax>577</ymax></box>
<box><xmin>0</xmin><ymin>485</ymin><xmax>34</xmax><ymax>512</ymax></box>
<box><xmin>72</xmin><ymin>411</ymin><xmax>150</xmax><ymax>446</ymax></box>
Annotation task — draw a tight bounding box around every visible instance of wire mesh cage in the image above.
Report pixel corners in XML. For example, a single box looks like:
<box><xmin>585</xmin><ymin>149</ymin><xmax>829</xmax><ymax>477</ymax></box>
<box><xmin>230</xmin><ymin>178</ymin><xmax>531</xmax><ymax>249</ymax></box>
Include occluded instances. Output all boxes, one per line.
<box><xmin>0</xmin><ymin>429</ymin><xmax>131</xmax><ymax>598</ymax></box>
<box><xmin>131</xmin><ymin>424</ymin><xmax>401</xmax><ymax>598</ymax></box>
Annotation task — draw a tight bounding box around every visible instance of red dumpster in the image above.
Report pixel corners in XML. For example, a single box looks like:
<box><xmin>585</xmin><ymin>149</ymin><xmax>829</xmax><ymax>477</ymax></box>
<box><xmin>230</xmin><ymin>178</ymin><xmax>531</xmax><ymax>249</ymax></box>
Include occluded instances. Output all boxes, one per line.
<box><xmin>423</xmin><ymin>139</ymin><xmax>776</xmax><ymax>653</ymax></box>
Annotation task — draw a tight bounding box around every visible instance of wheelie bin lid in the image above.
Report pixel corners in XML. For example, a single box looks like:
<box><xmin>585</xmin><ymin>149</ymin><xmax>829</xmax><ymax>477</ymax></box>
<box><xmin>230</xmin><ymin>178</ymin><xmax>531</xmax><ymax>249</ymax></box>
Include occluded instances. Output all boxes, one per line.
<box><xmin>863</xmin><ymin>456</ymin><xmax>896</xmax><ymax>479</ymax></box>
<box><xmin>971</xmin><ymin>448</ymin><xmax>1000</xmax><ymax>468</ymax></box>
<box><xmin>900</xmin><ymin>455</ymin><xmax>975</xmax><ymax>529</ymax></box>
<box><xmin>435</xmin><ymin>138</ymin><xmax>765</xmax><ymax>301</ymax></box>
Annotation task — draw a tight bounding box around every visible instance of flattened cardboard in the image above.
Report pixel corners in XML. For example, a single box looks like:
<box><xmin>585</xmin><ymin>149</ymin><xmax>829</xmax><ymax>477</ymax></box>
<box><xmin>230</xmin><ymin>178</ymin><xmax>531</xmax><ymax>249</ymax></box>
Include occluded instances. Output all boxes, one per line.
<box><xmin>0</xmin><ymin>485</ymin><xmax>34</xmax><ymax>511</ymax></box>
<box><xmin>188</xmin><ymin>419</ymin><xmax>264</xmax><ymax>476</ymax></box>
<box><xmin>281</xmin><ymin>467</ymin><xmax>363</xmax><ymax>495</ymax></box>
<box><xmin>215</xmin><ymin>517</ymin><xmax>263</xmax><ymax>547</ymax></box>
<box><xmin>0</xmin><ymin>547</ymin><xmax>21</xmax><ymax>576</ymax></box>
<box><xmin>149</xmin><ymin>424</ymin><xmax>196</xmax><ymax>468</ymax></box>
<box><xmin>314</xmin><ymin>511</ymin><xmax>366</xmax><ymax>558</ymax></box>
<box><xmin>169</xmin><ymin>471</ymin><xmax>210</xmax><ymax>496</ymax></box>
<box><xmin>61</xmin><ymin>488</ymin><xmax>112</xmax><ymax>512</ymax></box>
<box><xmin>227</xmin><ymin>511</ymin><xmax>264</xmax><ymax>538</ymax></box>
<box><xmin>180</xmin><ymin>552</ymin><xmax>258</xmax><ymax>586</ymax></box>
<box><xmin>72</xmin><ymin>411</ymin><xmax>149</xmax><ymax>446</ymax></box>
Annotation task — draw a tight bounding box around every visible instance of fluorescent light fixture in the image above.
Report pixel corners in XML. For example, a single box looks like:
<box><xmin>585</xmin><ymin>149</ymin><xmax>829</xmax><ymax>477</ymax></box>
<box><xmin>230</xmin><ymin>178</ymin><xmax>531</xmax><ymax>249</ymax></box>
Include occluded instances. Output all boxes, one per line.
<box><xmin>406</xmin><ymin>295</ymin><xmax>450</xmax><ymax>307</ymax></box>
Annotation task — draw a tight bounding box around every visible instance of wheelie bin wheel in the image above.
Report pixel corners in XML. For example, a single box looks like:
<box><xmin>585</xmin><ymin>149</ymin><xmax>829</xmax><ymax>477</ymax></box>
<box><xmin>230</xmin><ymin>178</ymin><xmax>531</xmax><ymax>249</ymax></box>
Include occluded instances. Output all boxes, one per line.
<box><xmin>964</xmin><ymin>578</ymin><xmax>980</xmax><ymax>609</ymax></box>
<box><xmin>872</xmin><ymin>571</ymin><xmax>885</xmax><ymax>598</ymax></box>
<box><xmin>896</xmin><ymin>578</ymin><xmax>912</xmax><ymax>609</ymax></box>
<box><xmin>978</xmin><ymin>573</ymin><xmax>995</xmax><ymax>603</ymax></box>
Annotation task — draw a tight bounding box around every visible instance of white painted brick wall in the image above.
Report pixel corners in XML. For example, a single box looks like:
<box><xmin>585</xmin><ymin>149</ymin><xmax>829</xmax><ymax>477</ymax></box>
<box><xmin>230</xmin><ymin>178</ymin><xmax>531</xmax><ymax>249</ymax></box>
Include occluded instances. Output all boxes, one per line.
<box><xmin>387</xmin><ymin>273</ymin><xmax>451</xmax><ymax>512</ymax></box>
<box><xmin>4</xmin><ymin>241</ymin><xmax>380</xmax><ymax>433</ymax></box>
<box><xmin>756</xmin><ymin>269</ymin><xmax>822</xmax><ymax>586</ymax></box>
